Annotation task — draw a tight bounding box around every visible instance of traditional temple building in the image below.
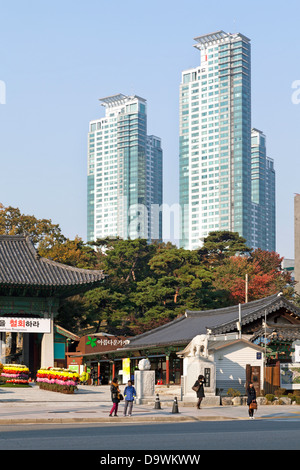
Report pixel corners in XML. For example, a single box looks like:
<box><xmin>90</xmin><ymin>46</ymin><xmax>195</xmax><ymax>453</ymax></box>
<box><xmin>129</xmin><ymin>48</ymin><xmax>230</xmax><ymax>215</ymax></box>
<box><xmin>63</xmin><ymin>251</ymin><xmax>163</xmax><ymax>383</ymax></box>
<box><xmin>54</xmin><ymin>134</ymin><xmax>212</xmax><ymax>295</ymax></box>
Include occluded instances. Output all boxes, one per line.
<box><xmin>0</xmin><ymin>235</ymin><xmax>105</xmax><ymax>375</ymax></box>
<box><xmin>88</xmin><ymin>293</ymin><xmax>300</xmax><ymax>391</ymax></box>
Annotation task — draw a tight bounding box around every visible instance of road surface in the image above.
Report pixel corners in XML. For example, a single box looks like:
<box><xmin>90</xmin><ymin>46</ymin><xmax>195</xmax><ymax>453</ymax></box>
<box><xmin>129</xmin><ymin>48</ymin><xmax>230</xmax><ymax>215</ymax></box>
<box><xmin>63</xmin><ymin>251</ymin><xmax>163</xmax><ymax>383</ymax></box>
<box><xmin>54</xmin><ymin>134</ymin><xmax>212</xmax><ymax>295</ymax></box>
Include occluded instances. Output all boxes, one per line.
<box><xmin>0</xmin><ymin>418</ymin><xmax>300</xmax><ymax>451</ymax></box>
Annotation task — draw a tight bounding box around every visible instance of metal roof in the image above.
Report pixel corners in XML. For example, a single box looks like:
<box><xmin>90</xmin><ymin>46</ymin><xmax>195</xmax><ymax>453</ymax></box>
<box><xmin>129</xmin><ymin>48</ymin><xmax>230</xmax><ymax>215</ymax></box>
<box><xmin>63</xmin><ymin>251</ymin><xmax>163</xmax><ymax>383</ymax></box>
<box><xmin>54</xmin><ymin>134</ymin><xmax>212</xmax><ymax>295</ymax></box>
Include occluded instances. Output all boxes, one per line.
<box><xmin>194</xmin><ymin>30</ymin><xmax>229</xmax><ymax>45</ymax></box>
<box><xmin>193</xmin><ymin>31</ymin><xmax>251</xmax><ymax>50</ymax></box>
<box><xmin>99</xmin><ymin>94</ymin><xmax>127</xmax><ymax>106</ymax></box>
<box><xmin>207</xmin><ymin>338</ymin><xmax>264</xmax><ymax>353</ymax></box>
<box><xmin>99</xmin><ymin>94</ymin><xmax>146</xmax><ymax>108</ymax></box>
<box><xmin>54</xmin><ymin>325</ymin><xmax>80</xmax><ymax>341</ymax></box>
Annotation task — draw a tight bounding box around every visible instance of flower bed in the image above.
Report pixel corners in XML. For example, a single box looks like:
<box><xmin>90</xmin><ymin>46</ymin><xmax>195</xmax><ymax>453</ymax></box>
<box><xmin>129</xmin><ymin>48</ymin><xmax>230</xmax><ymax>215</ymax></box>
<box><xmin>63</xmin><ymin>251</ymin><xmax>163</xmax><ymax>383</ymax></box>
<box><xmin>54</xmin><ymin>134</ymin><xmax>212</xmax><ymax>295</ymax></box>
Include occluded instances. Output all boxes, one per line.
<box><xmin>36</xmin><ymin>367</ymin><xmax>80</xmax><ymax>394</ymax></box>
<box><xmin>1</xmin><ymin>364</ymin><xmax>30</xmax><ymax>385</ymax></box>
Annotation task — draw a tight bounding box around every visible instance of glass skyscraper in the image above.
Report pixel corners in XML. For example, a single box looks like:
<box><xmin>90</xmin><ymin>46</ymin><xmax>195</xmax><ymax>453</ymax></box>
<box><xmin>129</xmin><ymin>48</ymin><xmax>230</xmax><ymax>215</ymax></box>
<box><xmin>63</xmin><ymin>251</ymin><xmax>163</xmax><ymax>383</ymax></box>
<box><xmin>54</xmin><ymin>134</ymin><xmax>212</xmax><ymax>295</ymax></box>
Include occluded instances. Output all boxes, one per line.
<box><xmin>251</xmin><ymin>128</ymin><xmax>276</xmax><ymax>251</ymax></box>
<box><xmin>179</xmin><ymin>31</ymin><xmax>252</xmax><ymax>250</ymax></box>
<box><xmin>87</xmin><ymin>94</ymin><xmax>163</xmax><ymax>243</ymax></box>
<box><xmin>179</xmin><ymin>31</ymin><xmax>275</xmax><ymax>252</ymax></box>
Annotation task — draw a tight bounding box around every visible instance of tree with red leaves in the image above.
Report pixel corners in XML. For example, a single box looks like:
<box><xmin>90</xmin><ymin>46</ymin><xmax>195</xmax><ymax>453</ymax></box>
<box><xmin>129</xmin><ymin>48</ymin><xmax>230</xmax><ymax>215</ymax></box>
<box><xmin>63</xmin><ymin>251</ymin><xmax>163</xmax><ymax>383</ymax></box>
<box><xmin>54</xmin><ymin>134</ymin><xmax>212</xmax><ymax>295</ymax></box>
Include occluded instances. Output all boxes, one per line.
<box><xmin>213</xmin><ymin>249</ymin><xmax>294</xmax><ymax>304</ymax></box>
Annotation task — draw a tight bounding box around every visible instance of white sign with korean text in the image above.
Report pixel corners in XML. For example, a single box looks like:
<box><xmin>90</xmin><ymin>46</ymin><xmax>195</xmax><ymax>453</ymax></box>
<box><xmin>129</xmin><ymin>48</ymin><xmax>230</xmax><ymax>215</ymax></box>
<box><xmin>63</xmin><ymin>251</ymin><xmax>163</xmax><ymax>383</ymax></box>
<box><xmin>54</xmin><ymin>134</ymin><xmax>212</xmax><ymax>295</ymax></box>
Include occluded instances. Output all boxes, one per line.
<box><xmin>0</xmin><ymin>317</ymin><xmax>51</xmax><ymax>333</ymax></box>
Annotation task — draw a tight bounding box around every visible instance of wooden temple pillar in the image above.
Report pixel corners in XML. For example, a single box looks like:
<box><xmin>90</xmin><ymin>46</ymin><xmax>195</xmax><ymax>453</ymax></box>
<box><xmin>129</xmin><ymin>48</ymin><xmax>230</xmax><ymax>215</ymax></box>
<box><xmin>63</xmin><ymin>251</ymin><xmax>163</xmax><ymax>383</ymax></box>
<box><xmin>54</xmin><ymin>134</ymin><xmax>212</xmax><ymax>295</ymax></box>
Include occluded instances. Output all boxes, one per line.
<box><xmin>166</xmin><ymin>355</ymin><xmax>170</xmax><ymax>385</ymax></box>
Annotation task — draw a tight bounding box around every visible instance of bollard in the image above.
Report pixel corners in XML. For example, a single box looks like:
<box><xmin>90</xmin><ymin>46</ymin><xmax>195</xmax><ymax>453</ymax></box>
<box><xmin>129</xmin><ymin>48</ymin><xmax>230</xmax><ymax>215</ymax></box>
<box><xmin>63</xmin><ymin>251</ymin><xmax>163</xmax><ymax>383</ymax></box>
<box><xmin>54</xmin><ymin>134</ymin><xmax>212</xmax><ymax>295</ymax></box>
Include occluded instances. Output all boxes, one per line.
<box><xmin>154</xmin><ymin>393</ymin><xmax>161</xmax><ymax>410</ymax></box>
<box><xmin>172</xmin><ymin>396</ymin><xmax>179</xmax><ymax>414</ymax></box>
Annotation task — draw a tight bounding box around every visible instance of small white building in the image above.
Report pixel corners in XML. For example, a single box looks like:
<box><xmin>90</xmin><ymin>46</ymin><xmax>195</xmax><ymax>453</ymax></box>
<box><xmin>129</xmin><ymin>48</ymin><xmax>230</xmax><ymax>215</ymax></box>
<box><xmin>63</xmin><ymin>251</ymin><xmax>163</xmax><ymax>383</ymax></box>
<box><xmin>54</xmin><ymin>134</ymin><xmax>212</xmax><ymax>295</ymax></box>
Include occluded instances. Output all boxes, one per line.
<box><xmin>179</xmin><ymin>333</ymin><xmax>265</xmax><ymax>399</ymax></box>
<box><xmin>209</xmin><ymin>335</ymin><xmax>265</xmax><ymax>394</ymax></box>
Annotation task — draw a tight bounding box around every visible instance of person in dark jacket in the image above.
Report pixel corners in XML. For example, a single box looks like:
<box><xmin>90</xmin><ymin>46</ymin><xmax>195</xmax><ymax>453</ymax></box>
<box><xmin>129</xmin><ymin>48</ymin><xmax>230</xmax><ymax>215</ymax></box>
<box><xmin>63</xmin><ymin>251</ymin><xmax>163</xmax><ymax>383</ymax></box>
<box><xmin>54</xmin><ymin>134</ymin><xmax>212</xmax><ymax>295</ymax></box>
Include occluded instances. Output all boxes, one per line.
<box><xmin>193</xmin><ymin>375</ymin><xmax>205</xmax><ymax>409</ymax></box>
<box><xmin>246</xmin><ymin>382</ymin><xmax>257</xmax><ymax>419</ymax></box>
<box><xmin>109</xmin><ymin>378</ymin><xmax>121</xmax><ymax>417</ymax></box>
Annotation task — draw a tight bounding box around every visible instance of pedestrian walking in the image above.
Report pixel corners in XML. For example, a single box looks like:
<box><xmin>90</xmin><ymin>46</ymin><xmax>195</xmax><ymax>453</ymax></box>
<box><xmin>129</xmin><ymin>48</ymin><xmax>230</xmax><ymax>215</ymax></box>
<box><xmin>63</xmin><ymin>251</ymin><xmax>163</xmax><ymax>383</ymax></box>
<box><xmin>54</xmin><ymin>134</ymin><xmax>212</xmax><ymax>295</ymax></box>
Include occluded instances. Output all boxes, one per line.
<box><xmin>192</xmin><ymin>374</ymin><xmax>205</xmax><ymax>409</ymax></box>
<box><xmin>109</xmin><ymin>377</ymin><xmax>121</xmax><ymax>417</ymax></box>
<box><xmin>246</xmin><ymin>382</ymin><xmax>257</xmax><ymax>419</ymax></box>
<box><xmin>123</xmin><ymin>380</ymin><xmax>136</xmax><ymax>417</ymax></box>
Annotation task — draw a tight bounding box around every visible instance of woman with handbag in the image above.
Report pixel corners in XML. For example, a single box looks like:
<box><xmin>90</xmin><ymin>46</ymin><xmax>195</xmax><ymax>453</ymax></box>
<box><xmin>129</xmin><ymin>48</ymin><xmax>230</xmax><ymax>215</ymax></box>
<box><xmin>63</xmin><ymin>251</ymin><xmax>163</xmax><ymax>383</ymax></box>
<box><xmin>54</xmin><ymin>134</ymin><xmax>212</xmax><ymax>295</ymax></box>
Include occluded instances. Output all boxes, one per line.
<box><xmin>192</xmin><ymin>375</ymin><xmax>205</xmax><ymax>409</ymax></box>
<box><xmin>246</xmin><ymin>382</ymin><xmax>257</xmax><ymax>419</ymax></box>
<box><xmin>109</xmin><ymin>377</ymin><xmax>122</xmax><ymax>417</ymax></box>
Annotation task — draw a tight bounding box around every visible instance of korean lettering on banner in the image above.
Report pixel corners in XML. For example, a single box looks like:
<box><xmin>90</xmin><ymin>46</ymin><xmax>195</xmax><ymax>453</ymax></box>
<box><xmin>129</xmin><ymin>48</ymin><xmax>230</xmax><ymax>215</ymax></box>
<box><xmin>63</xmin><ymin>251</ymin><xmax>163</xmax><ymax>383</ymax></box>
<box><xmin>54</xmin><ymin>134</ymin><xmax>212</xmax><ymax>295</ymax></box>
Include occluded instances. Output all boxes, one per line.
<box><xmin>0</xmin><ymin>317</ymin><xmax>49</xmax><ymax>333</ymax></box>
<box><xmin>24</xmin><ymin>320</ymin><xmax>40</xmax><ymax>328</ymax></box>
<box><xmin>97</xmin><ymin>338</ymin><xmax>127</xmax><ymax>346</ymax></box>
<box><xmin>8</xmin><ymin>319</ymin><xmax>38</xmax><ymax>328</ymax></box>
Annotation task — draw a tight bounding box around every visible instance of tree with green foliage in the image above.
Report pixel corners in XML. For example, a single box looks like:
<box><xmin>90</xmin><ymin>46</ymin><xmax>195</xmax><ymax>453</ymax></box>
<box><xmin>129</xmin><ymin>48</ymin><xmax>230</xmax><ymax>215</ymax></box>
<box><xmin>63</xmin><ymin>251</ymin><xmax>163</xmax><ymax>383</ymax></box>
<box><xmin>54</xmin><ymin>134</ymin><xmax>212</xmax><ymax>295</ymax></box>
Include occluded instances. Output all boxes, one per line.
<box><xmin>1</xmin><ymin>205</ymin><xmax>296</xmax><ymax>335</ymax></box>
<box><xmin>78</xmin><ymin>239</ymin><xmax>230</xmax><ymax>335</ymax></box>
<box><xmin>0</xmin><ymin>205</ymin><xmax>65</xmax><ymax>246</ymax></box>
<box><xmin>198</xmin><ymin>230</ymin><xmax>251</xmax><ymax>266</ymax></box>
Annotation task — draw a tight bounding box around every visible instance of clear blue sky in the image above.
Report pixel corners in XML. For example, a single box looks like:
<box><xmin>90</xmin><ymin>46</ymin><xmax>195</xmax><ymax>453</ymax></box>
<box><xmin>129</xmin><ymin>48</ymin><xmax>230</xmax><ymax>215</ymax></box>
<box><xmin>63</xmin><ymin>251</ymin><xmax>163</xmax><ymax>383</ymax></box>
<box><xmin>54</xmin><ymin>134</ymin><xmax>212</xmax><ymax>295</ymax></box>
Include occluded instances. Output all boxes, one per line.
<box><xmin>0</xmin><ymin>0</ymin><xmax>299</xmax><ymax>259</ymax></box>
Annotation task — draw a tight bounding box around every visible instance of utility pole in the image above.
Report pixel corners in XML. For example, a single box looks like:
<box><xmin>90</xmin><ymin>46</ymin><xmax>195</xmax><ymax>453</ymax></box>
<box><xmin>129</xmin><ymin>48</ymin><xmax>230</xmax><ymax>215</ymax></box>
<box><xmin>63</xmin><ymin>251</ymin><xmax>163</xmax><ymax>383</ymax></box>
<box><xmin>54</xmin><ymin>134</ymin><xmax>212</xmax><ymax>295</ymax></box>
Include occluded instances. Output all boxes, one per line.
<box><xmin>238</xmin><ymin>303</ymin><xmax>242</xmax><ymax>339</ymax></box>
<box><xmin>245</xmin><ymin>273</ymin><xmax>248</xmax><ymax>303</ymax></box>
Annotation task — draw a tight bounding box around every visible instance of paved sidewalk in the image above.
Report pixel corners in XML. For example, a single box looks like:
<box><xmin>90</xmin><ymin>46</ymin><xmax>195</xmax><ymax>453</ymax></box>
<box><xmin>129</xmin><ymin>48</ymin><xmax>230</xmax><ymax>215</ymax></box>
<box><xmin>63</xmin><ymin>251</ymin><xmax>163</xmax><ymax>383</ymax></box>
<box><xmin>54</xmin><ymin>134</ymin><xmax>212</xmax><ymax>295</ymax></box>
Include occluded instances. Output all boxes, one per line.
<box><xmin>1</xmin><ymin>384</ymin><xmax>300</xmax><ymax>424</ymax></box>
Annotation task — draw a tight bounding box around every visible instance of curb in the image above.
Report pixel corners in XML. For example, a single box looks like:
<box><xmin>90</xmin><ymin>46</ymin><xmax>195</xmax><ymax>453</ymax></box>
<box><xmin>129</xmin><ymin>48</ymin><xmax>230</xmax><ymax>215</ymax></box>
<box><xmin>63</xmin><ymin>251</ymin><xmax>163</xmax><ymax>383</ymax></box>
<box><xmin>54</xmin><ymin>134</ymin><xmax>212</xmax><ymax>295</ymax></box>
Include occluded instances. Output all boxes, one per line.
<box><xmin>0</xmin><ymin>415</ymin><xmax>240</xmax><ymax>425</ymax></box>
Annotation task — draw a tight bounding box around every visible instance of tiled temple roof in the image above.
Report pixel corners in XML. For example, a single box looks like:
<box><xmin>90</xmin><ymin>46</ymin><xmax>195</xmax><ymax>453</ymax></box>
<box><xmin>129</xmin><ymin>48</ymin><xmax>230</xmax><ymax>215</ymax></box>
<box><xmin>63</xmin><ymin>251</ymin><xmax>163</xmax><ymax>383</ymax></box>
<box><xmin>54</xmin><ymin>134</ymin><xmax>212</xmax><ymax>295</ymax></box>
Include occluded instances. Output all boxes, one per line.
<box><xmin>120</xmin><ymin>294</ymin><xmax>300</xmax><ymax>351</ymax></box>
<box><xmin>0</xmin><ymin>235</ymin><xmax>105</xmax><ymax>297</ymax></box>
<box><xmin>252</xmin><ymin>324</ymin><xmax>300</xmax><ymax>343</ymax></box>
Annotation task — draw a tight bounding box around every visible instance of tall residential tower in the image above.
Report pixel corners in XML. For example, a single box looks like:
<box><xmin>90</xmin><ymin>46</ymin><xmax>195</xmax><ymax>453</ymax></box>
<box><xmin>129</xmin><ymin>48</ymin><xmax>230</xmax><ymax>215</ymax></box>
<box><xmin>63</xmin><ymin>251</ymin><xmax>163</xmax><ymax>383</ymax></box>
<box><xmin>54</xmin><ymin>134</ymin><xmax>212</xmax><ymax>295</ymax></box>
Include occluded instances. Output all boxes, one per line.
<box><xmin>179</xmin><ymin>31</ymin><xmax>275</xmax><ymax>252</ymax></box>
<box><xmin>179</xmin><ymin>31</ymin><xmax>252</xmax><ymax>250</ymax></box>
<box><xmin>87</xmin><ymin>94</ymin><xmax>163</xmax><ymax>242</ymax></box>
<box><xmin>251</xmin><ymin>128</ymin><xmax>276</xmax><ymax>251</ymax></box>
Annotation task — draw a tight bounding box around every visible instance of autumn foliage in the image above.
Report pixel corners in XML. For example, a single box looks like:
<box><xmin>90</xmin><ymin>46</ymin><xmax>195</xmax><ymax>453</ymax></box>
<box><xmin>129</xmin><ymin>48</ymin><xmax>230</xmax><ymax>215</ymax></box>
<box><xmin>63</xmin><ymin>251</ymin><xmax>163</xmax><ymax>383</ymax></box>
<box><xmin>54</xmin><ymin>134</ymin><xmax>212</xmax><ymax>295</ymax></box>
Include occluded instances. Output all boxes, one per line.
<box><xmin>213</xmin><ymin>251</ymin><xmax>293</xmax><ymax>304</ymax></box>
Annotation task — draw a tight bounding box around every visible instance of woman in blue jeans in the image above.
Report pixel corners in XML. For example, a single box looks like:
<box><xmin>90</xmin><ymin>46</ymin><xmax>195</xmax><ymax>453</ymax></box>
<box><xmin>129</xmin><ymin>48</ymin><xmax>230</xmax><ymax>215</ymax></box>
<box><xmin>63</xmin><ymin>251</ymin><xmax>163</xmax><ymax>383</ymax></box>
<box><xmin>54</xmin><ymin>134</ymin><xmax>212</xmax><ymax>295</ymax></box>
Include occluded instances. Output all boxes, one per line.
<box><xmin>123</xmin><ymin>380</ymin><xmax>136</xmax><ymax>417</ymax></box>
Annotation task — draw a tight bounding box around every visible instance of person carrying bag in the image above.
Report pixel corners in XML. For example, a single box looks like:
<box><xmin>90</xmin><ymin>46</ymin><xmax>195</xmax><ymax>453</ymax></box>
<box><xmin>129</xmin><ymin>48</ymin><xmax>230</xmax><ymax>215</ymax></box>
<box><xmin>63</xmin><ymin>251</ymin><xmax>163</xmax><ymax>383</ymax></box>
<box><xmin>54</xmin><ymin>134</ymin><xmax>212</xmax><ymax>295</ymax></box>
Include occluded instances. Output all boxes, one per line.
<box><xmin>246</xmin><ymin>381</ymin><xmax>257</xmax><ymax>419</ymax></box>
<box><xmin>109</xmin><ymin>377</ymin><xmax>121</xmax><ymax>417</ymax></box>
<box><xmin>192</xmin><ymin>375</ymin><xmax>205</xmax><ymax>409</ymax></box>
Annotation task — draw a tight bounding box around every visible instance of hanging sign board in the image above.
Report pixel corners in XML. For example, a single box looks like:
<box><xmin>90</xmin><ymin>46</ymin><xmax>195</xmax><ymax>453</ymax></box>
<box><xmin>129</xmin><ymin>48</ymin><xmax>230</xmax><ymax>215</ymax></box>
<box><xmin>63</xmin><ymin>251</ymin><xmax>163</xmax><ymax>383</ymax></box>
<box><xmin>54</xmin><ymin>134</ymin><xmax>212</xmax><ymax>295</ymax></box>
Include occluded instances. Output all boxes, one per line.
<box><xmin>122</xmin><ymin>358</ymin><xmax>131</xmax><ymax>383</ymax></box>
<box><xmin>0</xmin><ymin>317</ymin><xmax>51</xmax><ymax>333</ymax></box>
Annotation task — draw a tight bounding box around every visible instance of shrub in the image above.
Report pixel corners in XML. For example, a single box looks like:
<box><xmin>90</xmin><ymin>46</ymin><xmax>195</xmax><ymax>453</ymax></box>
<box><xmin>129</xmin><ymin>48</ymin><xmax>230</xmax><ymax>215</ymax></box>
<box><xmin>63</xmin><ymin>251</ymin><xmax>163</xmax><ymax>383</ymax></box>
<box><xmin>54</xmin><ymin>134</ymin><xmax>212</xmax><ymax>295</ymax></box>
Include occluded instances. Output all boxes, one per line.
<box><xmin>265</xmin><ymin>394</ymin><xmax>275</xmax><ymax>402</ymax></box>
<box><xmin>275</xmin><ymin>388</ymin><xmax>286</xmax><ymax>396</ymax></box>
<box><xmin>227</xmin><ymin>388</ymin><xmax>241</xmax><ymax>397</ymax></box>
<box><xmin>0</xmin><ymin>382</ymin><xmax>30</xmax><ymax>388</ymax></box>
<box><xmin>288</xmin><ymin>393</ymin><xmax>296</xmax><ymax>402</ymax></box>
<box><xmin>38</xmin><ymin>382</ymin><xmax>77</xmax><ymax>394</ymax></box>
<box><xmin>288</xmin><ymin>395</ymin><xmax>300</xmax><ymax>405</ymax></box>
